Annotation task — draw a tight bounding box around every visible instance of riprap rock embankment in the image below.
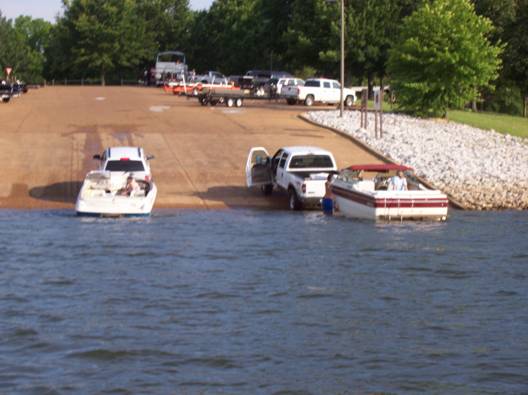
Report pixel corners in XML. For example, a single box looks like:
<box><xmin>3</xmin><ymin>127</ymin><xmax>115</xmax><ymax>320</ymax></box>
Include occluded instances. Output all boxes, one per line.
<box><xmin>307</xmin><ymin>111</ymin><xmax>528</xmax><ymax>210</ymax></box>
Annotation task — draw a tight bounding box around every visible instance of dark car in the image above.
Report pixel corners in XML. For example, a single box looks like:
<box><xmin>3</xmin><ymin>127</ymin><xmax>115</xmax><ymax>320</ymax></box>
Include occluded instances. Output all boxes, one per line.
<box><xmin>12</xmin><ymin>83</ymin><xmax>23</xmax><ymax>96</ymax></box>
<box><xmin>245</xmin><ymin>70</ymin><xmax>292</xmax><ymax>87</ymax></box>
<box><xmin>0</xmin><ymin>83</ymin><xmax>12</xmax><ymax>102</ymax></box>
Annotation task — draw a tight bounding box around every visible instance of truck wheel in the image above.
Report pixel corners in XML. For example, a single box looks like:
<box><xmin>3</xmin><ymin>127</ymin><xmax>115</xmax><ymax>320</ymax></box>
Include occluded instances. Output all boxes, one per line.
<box><xmin>345</xmin><ymin>95</ymin><xmax>354</xmax><ymax>107</ymax></box>
<box><xmin>192</xmin><ymin>88</ymin><xmax>198</xmax><ymax>96</ymax></box>
<box><xmin>261</xmin><ymin>184</ymin><xmax>273</xmax><ymax>196</ymax></box>
<box><xmin>286</xmin><ymin>98</ymin><xmax>296</xmax><ymax>105</ymax></box>
<box><xmin>210</xmin><ymin>99</ymin><xmax>218</xmax><ymax>106</ymax></box>
<box><xmin>199</xmin><ymin>96</ymin><xmax>208</xmax><ymax>106</ymax></box>
<box><xmin>304</xmin><ymin>95</ymin><xmax>314</xmax><ymax>106</ymax></box>
<box><xmin>288</xmin><ymin>188</ymin><xmax>302</xmax><ymax>211</ymax></box>
<box><xmin>226</xmin><ymin>98</ymin><xmax>235</xmax><ymax>107</ymax></box>
<box><xmin>235</xmin><ymin>98</ymin><xmax>243</xmax><ymax>107</ymax></box>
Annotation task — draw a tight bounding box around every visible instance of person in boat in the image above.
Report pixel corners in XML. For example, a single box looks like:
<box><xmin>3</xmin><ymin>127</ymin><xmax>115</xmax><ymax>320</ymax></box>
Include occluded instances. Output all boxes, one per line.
<box><xmin>119</xmin><ymin>176</ymin><xmax>140</xmax><ymax>197</ymax></box>
<box><xmin>322</xmin><ymin>173</ymin><xmax>335</xmax><ymax>214</ymax></box>
<box><xmin>388</xmin><ymin>170</ymin><xmax>408</xmax><ymax>191</ymax></box>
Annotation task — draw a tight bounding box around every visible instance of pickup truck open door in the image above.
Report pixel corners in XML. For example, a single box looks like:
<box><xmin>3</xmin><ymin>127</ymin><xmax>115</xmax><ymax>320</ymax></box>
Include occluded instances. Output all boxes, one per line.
<box><xmin>245</xmin><ymin>147</ymin><xmax>271</xmax><ymax>187</ymax></box>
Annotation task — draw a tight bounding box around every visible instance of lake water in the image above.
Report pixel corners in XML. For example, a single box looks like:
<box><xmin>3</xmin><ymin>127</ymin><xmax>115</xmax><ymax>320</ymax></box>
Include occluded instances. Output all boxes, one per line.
<box><xmin>0</xmin><ymin>209</ymin><xmax>527</xmax><ymax>394</ymax></box>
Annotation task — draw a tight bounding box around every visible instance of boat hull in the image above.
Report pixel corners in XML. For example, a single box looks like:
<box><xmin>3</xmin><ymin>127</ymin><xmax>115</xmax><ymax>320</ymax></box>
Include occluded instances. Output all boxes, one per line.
<box><xmin>76</xmin><ymin>183</ymin><xmax>157</xmax><ymax>217</ymax></box>
<box><xmin>332</xmin><ymin>184</ymin><xmax>448</xmax><ymax>221</ymax></box>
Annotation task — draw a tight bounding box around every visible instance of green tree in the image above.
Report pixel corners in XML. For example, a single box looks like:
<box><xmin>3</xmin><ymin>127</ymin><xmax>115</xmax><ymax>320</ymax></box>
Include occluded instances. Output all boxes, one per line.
<box><xmin>387</xmin><ymin>0</ymin><xmax>502</xmax><ymax>117</ymax></box>
<box><xmin>187</xmin><ymin>0</ymin><xmax>261</xmax><ymax>74</ymax></box>
<box><xmin>283</xmin><ymin>0</ymin><xmax>340</xmax><ymax>77</ymax></box>
<box><xmin>253</xmin><ymin>0</ymin><xmax>294</xmax><ymax>71</ymax></box>
<box><xmin>61</xmin><ymin>0</ymin><xmax>155</xmax><ymax>84</ymax></box>
<box><xmin>473</xmin><ymin>0</ymin><xmax>519</xmax><ymax>114</ymax></box>
<box><xmin>136</xmin><ymin>0</ymin><xmax>192</xmax><ymax>53</ymax></box>
<box><xmin>0</xmin><ymin>12</ymin><xmax>51</xmax><ymax>83</ymax></box>
<box><xmin>346</xmin><ymin>0</ymin><xmax>422</xmax><ymax>90</ymax></box>
<box><xmin>504</xmin><ymin>0</ymin><xmax>528</xmax><ymax>116</ymax></box>
<box><xmin>13</xmin><ymin>16</ymin><xmax>52</xmax><ymax>82</ymax></box>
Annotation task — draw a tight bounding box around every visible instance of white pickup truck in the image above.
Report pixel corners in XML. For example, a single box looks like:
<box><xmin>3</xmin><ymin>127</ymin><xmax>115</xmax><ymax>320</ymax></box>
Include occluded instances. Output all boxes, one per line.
<box><xmin>246</xmin><ymin>146</ymin><xmax>338</xmax><ymax>210</ymax></box>
<box><xmin>282</xmin><ymin>78</ymin><xmax>356</xmax><ymax>107</ymax></box>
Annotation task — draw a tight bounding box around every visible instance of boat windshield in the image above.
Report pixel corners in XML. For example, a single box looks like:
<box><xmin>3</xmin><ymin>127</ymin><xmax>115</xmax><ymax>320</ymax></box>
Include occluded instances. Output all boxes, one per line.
<box><xmin>289</xmin><ymin>155</ymin><xmax>334</xmax><ymax>169</ymax></box>
<box><xmin>105</xmin><ymin>160</ymin><xmax>145</xmax><ymax>172</ymax></box>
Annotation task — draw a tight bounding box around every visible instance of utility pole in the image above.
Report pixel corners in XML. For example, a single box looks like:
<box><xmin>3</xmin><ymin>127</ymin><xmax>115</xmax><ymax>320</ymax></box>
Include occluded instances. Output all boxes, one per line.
<box><xmin>340</xmin><ymin>0</ymin><xmax>345</xmax><ymax>118</ymax></box>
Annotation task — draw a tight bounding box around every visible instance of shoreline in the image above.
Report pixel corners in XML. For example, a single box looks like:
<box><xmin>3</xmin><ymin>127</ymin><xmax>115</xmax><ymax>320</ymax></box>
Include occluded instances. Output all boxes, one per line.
<box><xmin>306</xmin><ymin>110</ymin><xmax>528</xmax><ymax>210</ymax></box>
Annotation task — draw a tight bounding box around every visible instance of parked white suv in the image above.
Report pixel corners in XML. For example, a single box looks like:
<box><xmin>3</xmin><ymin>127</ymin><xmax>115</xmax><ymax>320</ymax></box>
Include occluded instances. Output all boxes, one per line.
<box><xmin>282</xmin><ymin>78</ymin><xmax>356</xmax><ymax>107</ymax></box>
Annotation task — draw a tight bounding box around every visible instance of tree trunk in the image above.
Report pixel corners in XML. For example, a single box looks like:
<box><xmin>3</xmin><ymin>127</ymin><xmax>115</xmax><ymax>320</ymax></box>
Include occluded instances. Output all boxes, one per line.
<box><xmin>101</xmin><ymin>71</ymin><xmax>106</xmax><ymax>86</ymax></box>
<box><xmin>367</xmin><ymin>74</ymin><xmax>373</xmax><ymax>100</ymax></box>
<box><xmin>524</xmin><ymin>94</ymin><xmax>527</xmax><ymax>118</ymax></box>
<box><xmin>471</xmin><ymin>99</ymin><xmax>477</xmax><ymax>112</ymax></box>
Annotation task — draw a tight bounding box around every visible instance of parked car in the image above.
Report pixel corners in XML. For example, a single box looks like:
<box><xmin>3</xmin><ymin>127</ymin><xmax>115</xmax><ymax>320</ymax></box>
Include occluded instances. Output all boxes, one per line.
<box><xmin>246</xmin><ymin>146</ymin><xmax>338</xmax><ymax>210</ymax></box>
<box><xmin>0</xmin><ymin>81</ymin><xmax>12</xmax><ymax>103</ymax></box>
<box><xmin>282</xmin><ymin>78</ymin><xmax>356</xmax><ymax>107</ymax></box>
<box><xmin>244</xmin><ymin>70</ymin><xmax>293</xmax><ymax>92</ymax></box>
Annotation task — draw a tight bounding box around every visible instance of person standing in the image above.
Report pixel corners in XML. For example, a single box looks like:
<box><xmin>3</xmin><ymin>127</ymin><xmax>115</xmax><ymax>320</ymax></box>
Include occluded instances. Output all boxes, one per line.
<box><xmin>388</xmin><ymin>170</ymin><xmax>408</xmax><ymax>191</ymax></box>
<box><xmin>322</xmin><ymin>173</ymin><xmax>335</xmax><ymax>214</ymax></box>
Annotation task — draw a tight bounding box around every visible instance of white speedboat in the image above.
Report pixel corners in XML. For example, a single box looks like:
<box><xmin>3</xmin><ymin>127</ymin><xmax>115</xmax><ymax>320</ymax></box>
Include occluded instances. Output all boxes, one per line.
<box><xmin>76</xmin><ymin>171</ymin><xmax>157</xmax><ymax>217</ymax></box>
<box><xmin>331</xmin><ymin>164</ymin><xmax>449</xmax><ymax>221</ymax></box>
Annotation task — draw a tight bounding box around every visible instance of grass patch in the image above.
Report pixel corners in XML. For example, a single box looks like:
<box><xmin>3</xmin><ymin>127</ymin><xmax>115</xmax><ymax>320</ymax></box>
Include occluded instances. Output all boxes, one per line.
<box><xmin>446</xmin><ymin>110</ymin><xmax>528</xmax><ymax>138</ymax></box>
<box><xmin>363</xmin><ymin>100</ymin><xmax>528</xmax><ymax>138</ymax></box>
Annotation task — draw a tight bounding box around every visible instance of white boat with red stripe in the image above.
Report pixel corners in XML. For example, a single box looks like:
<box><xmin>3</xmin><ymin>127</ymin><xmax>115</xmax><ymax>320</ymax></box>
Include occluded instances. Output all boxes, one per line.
<box><xmin>331</xmin><ymin>164</ymin><xmax>449</xmax><ymax>221</ymax></box>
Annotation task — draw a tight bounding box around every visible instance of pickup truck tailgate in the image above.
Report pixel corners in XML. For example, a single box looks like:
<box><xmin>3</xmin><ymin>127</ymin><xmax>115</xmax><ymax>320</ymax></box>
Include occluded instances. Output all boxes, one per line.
<box><xmin>303</xmin><ymin>179</ymin><xmax>326</xmax><ymax>199</ymax></box>
<box><xmin>281</xmin><ymin>86</ymin><xmax>299</xmax><ymax>98</ymax></box>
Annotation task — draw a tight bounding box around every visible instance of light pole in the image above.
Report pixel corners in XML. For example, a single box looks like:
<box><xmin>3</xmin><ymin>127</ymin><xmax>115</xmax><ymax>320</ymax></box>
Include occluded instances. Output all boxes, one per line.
<box><xmin>327</xmin><ymin>0</ymin><xmax>345</xmax><ymax>118</ymax></box>
<box><xmin>339</xmin><ymin>0</ymin><xmax>345</xmax><ymax>118</ymax></box>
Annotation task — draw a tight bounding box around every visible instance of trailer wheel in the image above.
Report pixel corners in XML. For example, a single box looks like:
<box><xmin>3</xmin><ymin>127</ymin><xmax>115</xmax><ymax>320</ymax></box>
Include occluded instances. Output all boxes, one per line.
<box><xmin>286</xmin><ymin>98</ymin><xmax>296</xmax><ymax>105</ymax></box>
<box><xmin>235</xmin><ymin>98</ymin><xmax>243</xmax><ymax>107</ymax></box>
<box><xmin>192</xmin><ymin>88</ymin><xmax>198</xmax><ymax>96</ymax></box>
<box><xmin>199</xmin><ymin>96</ymin><xmax>208</xmax><ymax>106</ymax></box>
<box><xmin>288</xmin><ymin>188</ymin><xmax>302</xmax><ymax>211</ymax></box>
<box><xmin>210</xmin><ymin>99</ymin><xmax>219</xmax><ymax>106</ymax></box>
<box><xmin>226</xmin><ymin>98</ymin><xmax>235</xmax><ymax>107</ymax></box>
<box><xmin>304</xmin><ymin>95</ymin><xmax>314</xmax><ymax>106</ymax></box>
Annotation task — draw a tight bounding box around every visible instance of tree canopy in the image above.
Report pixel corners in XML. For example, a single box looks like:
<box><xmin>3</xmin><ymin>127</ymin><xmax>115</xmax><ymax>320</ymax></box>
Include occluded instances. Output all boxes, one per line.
<box><xmin>0</xmin><ymin>12</ymin><xmax>52</xmax><ymax>82</ymax></box>
<box><xmin>387</xmin><ymin>0</ymin><xmax>503</xmax><ymax>117</ymax></box>
<box><xmin>1</xmin><ymin>0</ymin><xmax>527</xmax><ymax>117</ymax></box>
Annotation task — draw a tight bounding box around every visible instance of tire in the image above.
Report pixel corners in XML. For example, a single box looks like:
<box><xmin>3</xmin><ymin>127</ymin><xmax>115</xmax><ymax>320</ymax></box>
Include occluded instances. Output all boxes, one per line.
<box><xmin>235</xmin><ymin>98</ymin><xmax>243</xmax><ymax>107</ymax></box>
<box><xmin>210</xmin><ymin>99</ymin><xmax>218</xmax><ymax>106</ymax></box>
<box><xmin>199</xmin><ymin>96</ymin><xmax>208</xmax><ymax>106</ymax></box>
<box><xmin>286</xmin><ymin>98</ymin><xmax>296</xmax><ymax>105</ymax></box>
<box><xmin>192</xmin><ymin>88</ymin><xmax>198</xmax><ymax>96</ymax></box>
<box><xmin>304</xmin><ymin>95</ymin><xmax>314</xmax><ymax>106</ymax></box>
<box><xmin>345</xmin><ymin>95</ymin><xmax>354</xmax><ymax>107</ymax></box>
<box><xmin>288</xmin><ymin>188</ymin><xmax>302</xmax><ymax>211</ymax></box>
<box><xmin>261</xmin><ymin>184</ymin><xmax>273</xmax><ymax>196</ymax></box>
<box><xmin>226</xmin><ymin>98</ymin><xmax>235</xmax><ymax>107</ymax></box>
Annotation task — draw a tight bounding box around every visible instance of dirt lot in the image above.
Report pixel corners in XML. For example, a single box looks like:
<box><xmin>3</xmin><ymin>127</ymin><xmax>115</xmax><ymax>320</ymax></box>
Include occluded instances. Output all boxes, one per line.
<box><xmin>0</xmin><ymin>86</ymin><xmax>382</xmax><ymax>210</ymax></box>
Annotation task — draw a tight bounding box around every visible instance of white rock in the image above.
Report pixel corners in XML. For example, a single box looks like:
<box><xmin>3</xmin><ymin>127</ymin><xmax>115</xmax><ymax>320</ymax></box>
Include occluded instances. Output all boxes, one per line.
<box><xmin>306</xmin><ymin>110</ymin><xmax>528</xmax><ymax>210</ymax></box>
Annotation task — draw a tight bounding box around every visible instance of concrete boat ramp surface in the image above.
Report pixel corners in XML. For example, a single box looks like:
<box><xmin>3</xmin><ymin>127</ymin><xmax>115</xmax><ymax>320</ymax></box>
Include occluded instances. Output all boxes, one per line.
<box><xmin>0</xmin><ymin>86</ymin><xmax>382</xmax><ymax>210</ymax></box>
